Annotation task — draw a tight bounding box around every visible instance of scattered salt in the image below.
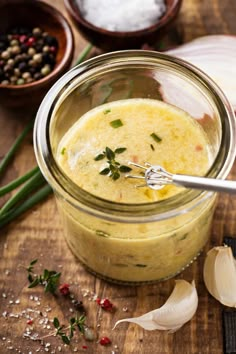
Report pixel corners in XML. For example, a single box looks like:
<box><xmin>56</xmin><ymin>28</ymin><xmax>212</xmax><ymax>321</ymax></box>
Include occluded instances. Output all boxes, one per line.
<box><xmin>77</xmin><ymin>0</ymin><xmax>166</xmax><ymax>32</ymax></box>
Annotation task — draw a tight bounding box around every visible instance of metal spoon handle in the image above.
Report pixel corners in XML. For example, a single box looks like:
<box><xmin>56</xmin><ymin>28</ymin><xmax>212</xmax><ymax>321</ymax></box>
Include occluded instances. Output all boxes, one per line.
<box><xmin>173</xmin><ymin>174</ymin><xmax>236</xmax><ymax>193</ymax></box>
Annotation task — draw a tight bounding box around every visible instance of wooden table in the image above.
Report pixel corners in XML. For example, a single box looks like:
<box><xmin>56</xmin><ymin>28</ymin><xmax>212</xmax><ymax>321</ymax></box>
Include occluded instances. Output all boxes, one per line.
<box><xmin>1</xmin><ymin>1</ymin><xmax>236</xmax><ymax>353</ymax></box>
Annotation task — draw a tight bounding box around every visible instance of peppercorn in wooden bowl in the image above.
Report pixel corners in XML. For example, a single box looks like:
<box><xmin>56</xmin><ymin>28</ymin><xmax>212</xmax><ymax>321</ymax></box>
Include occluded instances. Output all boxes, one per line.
<box><xmin>64</xmin><ymin>0</ymin><xmax>182</xmax><ymax>51</ymax></box>
<box><xmin>0</xmin><ymin>0</ymin><xmax>74</xmax><ymax>108</ymax></box>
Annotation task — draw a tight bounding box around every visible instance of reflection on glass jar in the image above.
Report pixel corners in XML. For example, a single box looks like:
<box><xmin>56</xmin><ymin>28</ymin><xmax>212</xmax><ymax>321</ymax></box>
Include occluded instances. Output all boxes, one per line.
<box><xmin>34</xmin><ymin>51</ymin><xmax>236</xmax><ymax>284</ymax></box>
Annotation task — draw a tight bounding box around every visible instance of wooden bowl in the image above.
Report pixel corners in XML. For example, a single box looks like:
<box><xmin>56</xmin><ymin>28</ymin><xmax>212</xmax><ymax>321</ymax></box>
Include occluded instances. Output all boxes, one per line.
<box><xmin>0</xmin><ymin>0</ymin><xmax>74</xmax><ymax>108</ymax></box>
<box><xmin>64</xmin><ymin>0</ymin><xmax>182</xmax><ymax>51</ymax></box>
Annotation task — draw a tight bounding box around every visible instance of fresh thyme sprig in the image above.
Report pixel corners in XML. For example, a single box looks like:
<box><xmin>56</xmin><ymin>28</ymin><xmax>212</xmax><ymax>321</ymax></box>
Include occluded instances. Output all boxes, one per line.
<box><xmin>26</xmin><ymin>259</ymin><xmax>61</xmax><ymax>294</ymax></box>
<box><xmin>53</xmin><ymin>315</ymin><xmax>86</xmax><ymax>345</ymax></box>
<box><xmin>94</xmin><ymin>146</ymin><xmax>132</xmax><ymax>181</ymax></box>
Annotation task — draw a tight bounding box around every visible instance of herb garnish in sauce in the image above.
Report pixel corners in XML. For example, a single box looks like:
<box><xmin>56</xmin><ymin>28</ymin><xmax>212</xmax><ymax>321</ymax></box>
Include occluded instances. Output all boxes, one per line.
<box><xmin>150</xmin><ymin>132</ymin><xmax>162</xmax><ymax>143</ymax></box>
<box><xmin>94</xmin><ymin>146</ymin><xmax>132</xmax><ymax>180</ymax></box>
<box><xmin>110</xmin><ymin>119</ymin><xmax>123</xmax><ymax>128</ymax></box>
<box><xmin>103</xmin><ymin>109</ymin><xmax>111</xmax><ymax>115</ymax></box>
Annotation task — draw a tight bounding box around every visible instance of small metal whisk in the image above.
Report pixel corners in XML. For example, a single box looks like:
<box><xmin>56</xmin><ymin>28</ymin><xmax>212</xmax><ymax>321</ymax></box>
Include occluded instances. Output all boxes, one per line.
<box><xmin>126</xmin><ymin>162</ymin><xmax>236</xmax><ymax>194</ymax></box>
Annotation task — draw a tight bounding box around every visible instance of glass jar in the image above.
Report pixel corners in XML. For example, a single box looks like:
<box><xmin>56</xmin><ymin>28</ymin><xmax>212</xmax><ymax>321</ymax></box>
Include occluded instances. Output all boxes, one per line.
<box><xmin>34</xmin><ymin>51</ymin><xmax>236</xmax><ymax>284</ymax></box>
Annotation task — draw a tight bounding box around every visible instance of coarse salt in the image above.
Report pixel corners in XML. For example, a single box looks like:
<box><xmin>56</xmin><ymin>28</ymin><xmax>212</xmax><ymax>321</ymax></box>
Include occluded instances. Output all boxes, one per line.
<box><xmin>77</xmin><ymin>0</ymin><xmax>166</xmax><ymax>32</ymax></box>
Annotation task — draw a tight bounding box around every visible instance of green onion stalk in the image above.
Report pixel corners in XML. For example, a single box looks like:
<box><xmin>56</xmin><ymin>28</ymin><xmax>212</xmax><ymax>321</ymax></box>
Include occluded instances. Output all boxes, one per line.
<box><xmin>0</xmin><ymin>44</ymin><xmax>93</xmax><ymax>228</ymax></box>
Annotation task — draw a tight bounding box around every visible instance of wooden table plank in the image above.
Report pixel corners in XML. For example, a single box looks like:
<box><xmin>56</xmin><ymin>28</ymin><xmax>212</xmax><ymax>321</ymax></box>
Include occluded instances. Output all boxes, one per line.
<box><xmin>1</xmin><ymin>1</ymin><xmax>236</xmax><ymax>353</ymax></box>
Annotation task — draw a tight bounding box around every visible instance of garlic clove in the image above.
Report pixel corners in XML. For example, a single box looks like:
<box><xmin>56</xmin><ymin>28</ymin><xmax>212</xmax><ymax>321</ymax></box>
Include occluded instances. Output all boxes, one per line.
<box><xmin>113</xmin><ymin>280</ymin><xmax>198</xmax><ymax>332</ymax></box>
<box><xmin>204</xmin><ymin>246</ymin><xmax>236</xmax><ymax>307</ymax></box>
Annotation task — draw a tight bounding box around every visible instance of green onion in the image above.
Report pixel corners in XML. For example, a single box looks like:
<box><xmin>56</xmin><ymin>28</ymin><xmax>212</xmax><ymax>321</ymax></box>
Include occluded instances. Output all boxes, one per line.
<box><xmin>0</xmin><ymin>185</ymin><xmax>52</xmax><ymax>229</ymax></box>
<box><xmin>0</xmin><ymin>170</ymin><xmax>45</xmax><ymax>216</ymax></box>
<box><xmin>0</xmin><ymin>119</ymin><xmax>34</xmax><ymax>177</ymax></box>
<box><xmin>150</xmin><ymin>132</ymin><xmax>162</xmax><ymax>143</ymax></box>
<box><xmin>0</xmin><ymin>166</ymin><xmax>40</xmax><ymax>197</ymax></box>
<box><xmin>61</xmin><ymin>147</ymin><xmax>66</xmax><ymax>155</ymax></box>
<box><xmin>74</xmin><ymin>43</ymin><xmax>93</xmax><ymax>66</ymax></box>
<box><xmin>150</xmin><ymin>144</ymin><xmax>155</xmax><ymax>151</ymax></box>
<box><xmin>110</xmin><ymin>119</ymin><xmax>123</xmax><ymax>128</ymax></box>
<box><xmin>103</xmin><ymin>109</ymin><xmax>111</xmax><ymax>114</ymax></box>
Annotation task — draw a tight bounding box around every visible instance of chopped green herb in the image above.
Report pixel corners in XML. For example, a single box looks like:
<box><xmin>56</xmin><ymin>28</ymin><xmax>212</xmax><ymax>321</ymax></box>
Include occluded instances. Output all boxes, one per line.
<box><xmin>135</xmin><ymin>264</ymin><xmax>147</xmax><ymax>268</ymax></box>
<box><xmin>61</xmin><ymin>147</ymin><xmax>66</xmax><ymax>155</ymax></box>
<box><xmin>150</xmin><ymin>144</ymin><xmax>155</xmax><ymax>151</ymax></box>
<box><xmin>95</xmin><ymin>146</ymin><xmax>131</xmax><ymax>181</ymax></box>
<box><xmin>110</xmin><ymin>119</ymin><xmax>123</xmax><ymax>128</ymax></box>
<box><xmin>150</xmin><ymin>132</ymin><xmax>162</xmax><ymax>143</ymax></box>
<box><xmin>103</xmin><ymin>109</ymin><xmax>111</xmax><ymax>114</ymax></box>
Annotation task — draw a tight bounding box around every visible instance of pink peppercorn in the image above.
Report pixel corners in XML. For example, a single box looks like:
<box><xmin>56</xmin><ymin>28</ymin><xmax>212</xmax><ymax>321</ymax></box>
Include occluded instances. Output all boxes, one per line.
<box><xmin>97</xmin><ymin>298</ymin><xmax>114</xmax><ymax>311</ymax></box>
<box><xmin>59</xmin><ymin>283</ymin><xmax>70</xmax><ymax>295</ymax></box>
<box><xmin>99</xmin><ymin>337</ymin><xmax>111</xmax><ymax>346</ymax></box>
<box><xmin>27</xmin><ymin>319</ymin><xmax>33</xmax><ymax>325</ymax></box>
<box><xmin>26</xmin><ymin>37</ymin><xmax>36</xmax><ymax>46</ymax></box>
<box><xmin>19</xmin><ymin>35</ymin><xmax>27</xmax><ymax>43</ymax></box>
<box><xmin>82</xmin><ymin>345</ymin><xmax>88</xmax><ymax>349</ymax></box>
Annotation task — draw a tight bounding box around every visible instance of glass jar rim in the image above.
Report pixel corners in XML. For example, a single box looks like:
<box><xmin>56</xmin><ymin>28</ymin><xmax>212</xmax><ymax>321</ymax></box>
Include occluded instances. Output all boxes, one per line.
<box><xmin>34</xmin><ymin>50</ymin><xmax>236</xmax><ymax>223</ymax></box>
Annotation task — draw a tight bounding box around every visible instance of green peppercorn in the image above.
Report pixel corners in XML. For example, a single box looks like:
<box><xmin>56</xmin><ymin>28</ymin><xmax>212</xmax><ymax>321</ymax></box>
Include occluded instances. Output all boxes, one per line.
<box><xmin>16</xmin><ymin>78</ymin><xmax>25</xmax><ymax>85</ymax></box>
<box><xmin>32</xmin><ymin>27</ymin><xmax>42</xmax><ymax>37</ymax></box>
<box><xmin>42</xmin><ymin>45</ymin><xmax>50</xmax><ymax>53</ymax></box>
<box><xmin>10</xmin><ymin>39</ymin><xmax>19</xmax><ymax>46</ymax></box>
<box><xmin>41</xmin><ymin>64</ymin><xmax>51</xmax><ymax>76</ymax></box>
<box><xmin>14</xmin><ymin>68</ymin><xmax>21</xmax><ymax>77</ymax></box>
<box><xmin>33</xmin><ymin>53</ymin><xmax>42</xmax><ymax>63</ymax></box>
<box><xmin>22</xmin><ymin>72</ymin><xmax>31</xmax><ymax>80</ymax></box>
<box><xmin>7</xmin><ymin>59</ymin><xmax>15</xmax><ymax>66</ymax></box>
<box><xmin>28</xmin><ymin>47</ymin><xmax>36</xmax><ymax>56</ymax></box>
<box><xmin>28</xmin><ymin>59</ymin><xmax>38</xmax><ymax>68</ymax></box>
<box><xmin>11</xmin><ymin>45</ymin><xmax>21</xmax><ymax>55</ymax></box>
<box><xmin>10</xmin><ymin>76</ymin><xmax>18</xmax><ymax>83</ymax></box>
<box><xmin>1</xmin><ymin>51</ymin><xmax>10</xmax><ymax>60</ymax></box>
<box><xmin>25</xmin><ymin>77</ymin><xmax>33</xmax><ymax>83</ymax></box>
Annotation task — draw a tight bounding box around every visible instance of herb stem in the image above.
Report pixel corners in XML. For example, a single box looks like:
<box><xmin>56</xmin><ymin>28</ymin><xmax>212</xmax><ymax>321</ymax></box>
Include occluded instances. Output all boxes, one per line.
<box><xmin>0</xmin><ymin>184</ymin><xmax>52</xmax><ymax>228</ymax></box>
<box><xmin>74</xmin><ymin>43</ymin><xmax>93</xmax><ymax>66</ymax></box>
<box><xmin>0</xmin><ymin>120</ymin><xmax>34</xmax><ymax>177</ymax></box>
<box><xmin>0</xmin><ymin>166</ymin><xmax>40</xmax><ymax>197</ymax></box>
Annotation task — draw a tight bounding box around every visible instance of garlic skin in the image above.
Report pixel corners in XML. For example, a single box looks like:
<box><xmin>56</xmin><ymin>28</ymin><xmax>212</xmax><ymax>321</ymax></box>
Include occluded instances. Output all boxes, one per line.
<box><xmin>204</xmin><ymin>246</ymin><xmax>236</xmax><ymax>307</ymax></box>
<box><xmin>113</xmin><ymin>280</ymin><xmax>198</xmax><ymax>332</ymax></box>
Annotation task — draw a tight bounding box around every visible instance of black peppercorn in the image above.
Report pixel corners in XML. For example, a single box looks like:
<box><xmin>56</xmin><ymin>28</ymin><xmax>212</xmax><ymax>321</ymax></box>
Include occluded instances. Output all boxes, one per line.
<box><xmin>18</xmin><ymin>61</ymin><xmax>27</xmax><ymax>72</ymax></box>
<box><xmin>44</xmin><ymin>35</ymin><xmax>58</xmax><ymax>47</ymax></box>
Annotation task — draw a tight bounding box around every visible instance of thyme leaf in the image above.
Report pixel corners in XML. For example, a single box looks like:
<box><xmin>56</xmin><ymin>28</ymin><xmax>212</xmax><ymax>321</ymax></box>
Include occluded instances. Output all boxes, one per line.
<box><xmin>95</xmin><ymin>146</ymin><xmax>131</xmax><ymax>181</ymax></box>
<box><xmin>26</xmin><ymin>259</ymin><xmax>61</xmax><ymax>294</ymax></box>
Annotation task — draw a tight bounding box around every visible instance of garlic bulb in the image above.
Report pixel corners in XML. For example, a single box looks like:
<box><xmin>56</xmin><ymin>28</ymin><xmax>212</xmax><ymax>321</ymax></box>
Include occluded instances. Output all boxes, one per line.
<box><xmin>166</xmin><ymin>35</ymin><xmax>236</xmax><ymax>111</ymax></box>
<box><xmin>203</xmin><ymin>246</ymin><xmax>236</xmax><ymax>307</ymax></box>
<box><xmin>113</xmin><ymin>280</ymin><xmax>198</xmax><ymax>332</ymax></box>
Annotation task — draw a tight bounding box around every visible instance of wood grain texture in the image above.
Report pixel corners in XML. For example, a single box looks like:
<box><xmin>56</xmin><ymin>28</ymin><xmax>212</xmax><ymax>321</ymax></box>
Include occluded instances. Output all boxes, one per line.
<box><xmin>1</xmin><ymin>1</ymin><xmax>236</xmax><ymax>353</ymax></box>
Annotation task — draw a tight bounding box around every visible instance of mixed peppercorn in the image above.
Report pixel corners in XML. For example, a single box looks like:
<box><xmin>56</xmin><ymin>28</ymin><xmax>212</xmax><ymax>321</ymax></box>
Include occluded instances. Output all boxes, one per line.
<box><xmin>0</xmin><ymin>26</ymin><xmax>58</xmax><ymax>85</ymax></box>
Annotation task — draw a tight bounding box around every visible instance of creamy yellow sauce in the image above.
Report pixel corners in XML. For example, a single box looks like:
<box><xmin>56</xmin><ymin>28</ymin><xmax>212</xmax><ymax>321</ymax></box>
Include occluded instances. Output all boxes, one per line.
<box><xmin>57</xmin><ymin>99</ymin><xmax>211</xmax><ymax>203</ymax></box>
<box><xmin>55</xmin><ymin>98</ymin><xmax>216</xmax><ymax>283</ymax></box>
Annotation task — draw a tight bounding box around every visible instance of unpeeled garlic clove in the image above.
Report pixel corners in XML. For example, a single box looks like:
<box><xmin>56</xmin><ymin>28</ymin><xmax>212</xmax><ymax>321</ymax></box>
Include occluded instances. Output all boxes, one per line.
<box><xmin>113</xmin><ymin>280</ymin><xmax>198</xmax><ymax>332</ymax></box>
<box><xmin>203</xmin><ymin>246</ymin><xmax>236</xmax><ymax>307</ymax></box>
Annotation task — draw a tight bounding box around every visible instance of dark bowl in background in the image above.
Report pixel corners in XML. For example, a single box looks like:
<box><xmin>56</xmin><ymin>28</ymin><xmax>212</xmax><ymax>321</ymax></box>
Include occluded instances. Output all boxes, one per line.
<box><xmin>64</xmin><ymin>0</ymin><xmax>182</xmax><ymax>51</ymax></box>
<box><xmin>0</xmin><ymin>0</ymin><xmax>74</xmax><ymax>108</ymax></box>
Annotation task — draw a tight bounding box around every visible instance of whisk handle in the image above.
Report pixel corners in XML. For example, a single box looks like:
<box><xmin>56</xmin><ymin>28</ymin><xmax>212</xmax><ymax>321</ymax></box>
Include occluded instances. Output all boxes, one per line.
<box><xmin>173</xmin><ymin>175</ymin><xmax>236</xmax><ymax>194</ymax></box>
